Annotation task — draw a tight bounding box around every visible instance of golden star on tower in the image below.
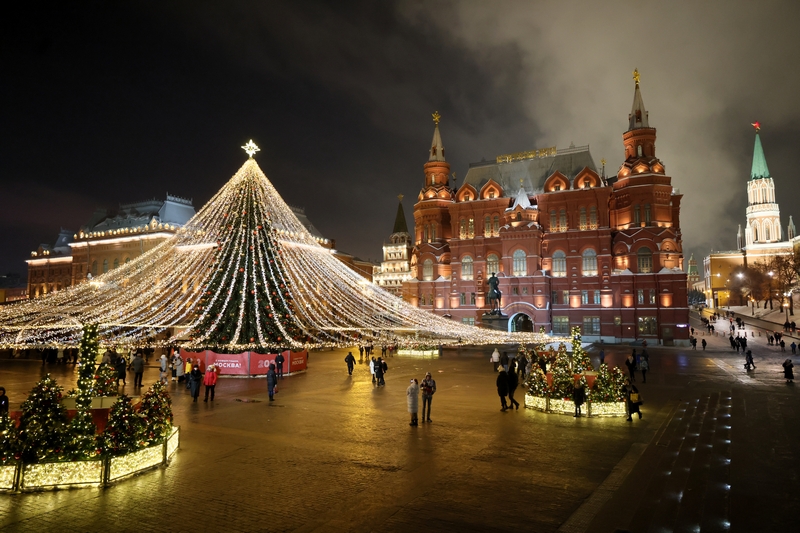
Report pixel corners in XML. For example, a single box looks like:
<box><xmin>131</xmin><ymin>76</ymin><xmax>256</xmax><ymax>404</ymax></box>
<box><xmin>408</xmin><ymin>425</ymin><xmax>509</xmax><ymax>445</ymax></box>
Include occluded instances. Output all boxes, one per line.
<box><xmin>633</xmin><ymin>68</ymin><xmax>640</xmax><ymax>86</ymax></box>
<box><xmin>432</xmin><ymin>111</ymin><xmax>441</xmax><ymax>125</ymax></box>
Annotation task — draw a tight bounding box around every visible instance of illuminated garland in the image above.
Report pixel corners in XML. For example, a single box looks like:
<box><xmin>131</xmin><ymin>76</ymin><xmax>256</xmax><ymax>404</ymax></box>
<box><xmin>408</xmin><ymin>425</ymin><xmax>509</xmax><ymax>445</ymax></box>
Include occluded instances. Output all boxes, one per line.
<box><xmin>0</xmin><ymin>144</ymin><xmax>567</xmax><ymax>350</ymax></box>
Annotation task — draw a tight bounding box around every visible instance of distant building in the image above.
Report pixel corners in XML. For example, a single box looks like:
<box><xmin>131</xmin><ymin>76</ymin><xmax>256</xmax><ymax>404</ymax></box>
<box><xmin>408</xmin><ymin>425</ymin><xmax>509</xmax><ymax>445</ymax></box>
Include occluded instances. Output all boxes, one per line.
<box><xmin>373</xmin><ymin>196</ymin><xmax>413</xmax><ymax>296</ymax></box>
<box><xmin>702</xmin><ymin>125</ymin><xmax>799</xmax><ymax>307</ymax></box>
<box><xmin>687</xmin><ymin>254</ymin><xmax>700</xmax><ymax>290</ymax></box>
<box><xmin>0</xmin><ymin>273</ymin><xmax>27</xmax><ymax>303</ymax></box>
<box><xmin>403</xmin><ymin>73</ymin><xmax>689</xmax><ymax>344</ymax></box>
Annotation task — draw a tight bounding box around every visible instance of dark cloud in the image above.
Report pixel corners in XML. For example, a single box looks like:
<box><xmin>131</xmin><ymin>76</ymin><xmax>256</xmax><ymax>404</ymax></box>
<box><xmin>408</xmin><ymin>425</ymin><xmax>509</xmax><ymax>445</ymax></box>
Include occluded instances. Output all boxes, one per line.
<box><xmin>1</xmin><ymin>1</ymin><xmax>799</xmax><ymax>278</ymax></box>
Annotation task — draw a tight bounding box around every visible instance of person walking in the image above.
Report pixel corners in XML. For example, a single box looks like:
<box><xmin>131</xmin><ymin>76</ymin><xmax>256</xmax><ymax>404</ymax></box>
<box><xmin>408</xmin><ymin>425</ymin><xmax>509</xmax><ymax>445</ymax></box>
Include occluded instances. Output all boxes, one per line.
<box><xmin>189</xmin><ymin>364</ymin><xmax>203</xmax><ymax>403</ymax></box>
<box><xmin>115</xmin><ymin>355</ymin><xmax>128</xmax><ymax>386</ymax></box>
<box><xmin>266</xmin><ymin>363</ymin><xmax>278</xmax><ymax>401</ymax></box>
<box><xmin>622</xmin><ymin>379</ymin><xmax>642</xmax><ymax>422</ymax></box>
<box><xmin>744</xmin><ymin>350</ymin><xmax>756</xmax><ymax>371</ymax></box>
<box><xmin>132</xmin><ymin>352</ymin><xmax>145</xmax><ymax>388</ymax></box>
<box><xmin>625</xmin><ymin>354</ymin><xmax>637</xmax><ymax>382</ymax></box>
<box><xmin>203</xmin><ymin>364</ymin><xmax>218</xmax><ymax>401</ymax></box>
<box><xmin>185</xmin><ymin>358</ymin><xmax>193</xmax><ymax>390</ymax></box>
<box><xmin>420</xmin><ymin>372</ymin><xmax>436</xmax><ymax>422</ymax></box>
<box><xmin>369</xmin><ymin>357</ymin><xmax>376</xmax><ymax>384</ymax></box>
<box><xmin>599</xmin><ymin>348</ymin><xmax>605</xmax><ymax>366</ymax></box>
<box><xmin>344</xmin><ymin>352</ymin><xmax>356</xmax><ymax>375</ymax></box>
<box><xmin>0</xmin><ymin>387</ymin><xmax>8</xmax><ymax>415</ymax></box>
<box><xmin>791</xmin><ymin>342</ymin><xmax>797</xmax><ymax>355</ymax></box>
<box><xmin>517</xmin><ymin>353</ymin><xmax>528</xmax><ymax>380</ymax></box>
<box><xmin>691</xmin><ymin>337</ymin><xmax>698</xmax><ymax>350</ymax></box>
<box><xmin>159</xmin><ymin>354</ymin><xmax>169</xmax><ymax>384</ymax></box>
<box><xmin>375</xmin><ymin>357</ymin><xmax>386</xmax><ymax>386</ymax></box>
<box><xmin>780</xmin><ymin>339</ymin><xmax>786</xmax><ymax>352</ymax></box>
<box><xmin>640</xmin><ymin>357</ymin><xmax>649</xmax><ymax>383</ymax></box>
<box><xmin>490</xmin><ymin>348</ymin><xmax>500</xmax><ymax>371</ymax></box>
<box><xmin>170</xmin><ymin>351</ymin><xmax>179</xmax><ymax>381</ymax></box>
<box><xmin>496</xmin><ymin>367</ymin><xmax>510</xmax><ymax>411</ymax></box>
<box><xmin>175</xmin><ymin>352</ymin><xmax>186</xmax><ymax>383</ymax></box>
<box><xmin>507</xmin><ymin>367</ymin><xmax>520</xmax><ymax>410</ymax></box>
<box><xmin>783</xmin><ymin>359</ymin><xmax>794</xmax><ymax>383</ymax></box>
<box><xmin>407</xmin><ymin>378</ymin><xmax>420</xmax><ymax>426</ymax></box>
<box><xmin>500</xmin><ymin>352</ymin><xmax>510</xmax><ymax>372</ymax></box>
<box><xmin>275</xmin><ymin>352</ymin><xmax>285</xmax><ymax>379</ymax></box>
<box><xmin>701</xmin><ymin>339</ymin><xmax>707</xmax><ymax>351</ymax></box>
<box><xmin>573</xmin><ymin>381</ymin><xmax>586</xmax><ymax>417</ymax></box>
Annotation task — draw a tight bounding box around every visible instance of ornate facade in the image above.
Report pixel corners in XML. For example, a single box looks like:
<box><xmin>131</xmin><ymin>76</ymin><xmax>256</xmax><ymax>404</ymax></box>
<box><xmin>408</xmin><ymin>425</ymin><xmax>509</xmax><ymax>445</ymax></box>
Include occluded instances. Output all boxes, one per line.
<box><xmin>403</xmin><ymin>74</ymin><xmax>690</xmax><ymax>344</ymax></box>
<box><xmin>373</xmin><ymin>196</ymin><xmax>413</xmax><ymax>296</ymax></box>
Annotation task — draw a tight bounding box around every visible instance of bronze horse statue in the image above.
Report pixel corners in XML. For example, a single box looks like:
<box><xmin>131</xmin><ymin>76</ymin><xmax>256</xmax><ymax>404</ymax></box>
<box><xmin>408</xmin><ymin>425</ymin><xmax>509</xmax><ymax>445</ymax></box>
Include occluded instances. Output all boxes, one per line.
<box><xmin>487</xmin><ymin>273</ymin><xmax>503</xmax><ymax>315</ymax></box>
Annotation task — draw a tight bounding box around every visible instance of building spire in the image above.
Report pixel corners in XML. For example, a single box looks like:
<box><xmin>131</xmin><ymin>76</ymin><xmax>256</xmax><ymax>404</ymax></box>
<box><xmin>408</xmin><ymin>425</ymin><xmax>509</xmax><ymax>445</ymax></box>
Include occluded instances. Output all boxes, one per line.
<box><xmin>789</xmin><ymin>216</ymin><xmax>796</xmax><ymax>240</ymax></box>
<box><xmin>628</xmin><ymin>68</ymin><xmax>649</xmax><ymax>130</ymax></box>
<box><xmin>737</xmin><ymin>223</ymin><xmax>743</xmax><ymax>249</ymax></box>
<box><xmin>750</xmin><ymin>123</ymin><xmax>771</xmax><ymax>180</ymax></box>
<box><xmin>392</xmin><ymin>195</ymin><xmax>409</xmax><ymax>234</ymax></box>
<box><xmin>429</xmin><ymin>111</ymin><xmax>446</xmax><ymax>162</ymax></box>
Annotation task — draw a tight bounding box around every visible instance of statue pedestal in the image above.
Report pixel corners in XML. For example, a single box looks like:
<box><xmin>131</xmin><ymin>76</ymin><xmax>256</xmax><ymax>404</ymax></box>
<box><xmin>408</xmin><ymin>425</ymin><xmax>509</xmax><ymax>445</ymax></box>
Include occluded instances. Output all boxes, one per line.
<box><xmin>481</xmin><ymin>313</ymin><xmax>509</xmax><ymax>331</ymax></box>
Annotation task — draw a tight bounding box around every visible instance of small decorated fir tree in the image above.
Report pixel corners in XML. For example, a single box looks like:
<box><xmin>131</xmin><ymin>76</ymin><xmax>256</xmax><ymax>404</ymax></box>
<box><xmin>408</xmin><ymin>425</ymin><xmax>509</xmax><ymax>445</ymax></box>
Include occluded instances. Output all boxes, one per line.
<box><xmin>0</xmin><ymin>413</ymin><xmax>16</xmax><ymax>463</ymax></box>
<box><xmin>139</xmin><ymin>381</ymin><xmax>174</xmax><ymax>446</ymax></box>
<box><xmin>94</xmin><ymin>362</ymin><xmax>119</xmax><ymax>397</ymax></box>
<box><xmin>550</xmin><ymin>343</ymin><xmax>575</xmax><ymax>400</ymax></box>
<box><xmin>67</xmin><ymin>324</ymin><xmax>100</xmax><ymax>458</ymax></box>
<box><xmin>571</xmin><ymin>326</ymin><xmax>594</xmax><ymax>373</ymax></box>
<box><xmin>101</xmin><ymin>395</ymin><xmax>144</xmax><ymax>456</ymax></box>
<box><xmin>590</xmin><ymin>364</ymin><xmax>626</xmax><ymax>403</ymax></box>
<box><xmin>525</xmin><ymin>366</ymin><xmax>549</xmax><ymax>397</ymax></box>
<box><xmin>16</xmin><ymin>375</ymin><xmax>69</xmax><ymax>463</ymax></box>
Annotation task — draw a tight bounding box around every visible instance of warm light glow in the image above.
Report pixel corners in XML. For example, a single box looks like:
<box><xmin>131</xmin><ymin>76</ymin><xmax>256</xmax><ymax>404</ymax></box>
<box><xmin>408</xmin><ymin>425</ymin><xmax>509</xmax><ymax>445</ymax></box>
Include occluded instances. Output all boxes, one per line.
<box><xmin>242</xmin><ymin>139</ymin><xmax>260</xmax><ymax>158</ymax></box>
<box><xmin>21</xmin><ymin>460</ymin><xmax>104</xmax><ymax>489</ymax></box>
<box><xmin>108</xmin><ymin>445</ymin><xmax>164</xmax><ymax>481</ymax></box>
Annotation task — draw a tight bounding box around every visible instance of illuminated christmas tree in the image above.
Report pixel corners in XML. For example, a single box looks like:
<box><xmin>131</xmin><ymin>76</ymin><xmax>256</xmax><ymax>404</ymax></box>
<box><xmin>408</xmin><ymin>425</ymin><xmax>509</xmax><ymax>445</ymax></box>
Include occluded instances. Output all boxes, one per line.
<box><xmin>67</xmin><ymin>324</ymin><xmax>101</xmax><ymax>458</ymax></box>
<box><xmin>94</xmin><ymin>362</ymin><xmax>119</xmax><ymax>397</ymax></box>
<box><xmin>571</xmin><ymin>326</ymin><xmax>594</xmax><ymax>373</ymax></box>
<box><xmin>139</xmin><ymin>381</ymin><xmax>173</xmax><ymax>445</ymax></box>
<box><xmin>525</xmin><ymin>366</ymin><xmax>549</xmax><ymax>397</ymax></box>
<box><xmin>550</xmin><ymin>343</ymin><xmax>575</xmax><ymax>400</ymax></box>
<box><xmin>0</xmin><ymin>413</ymin><xmax>16</xmax><ymax>463</ymax></box>
<box><xmin>101</xmin><ymin>396</ymin><xmax>144</xmax><ymax>456</ymax></box>
<box><xmin>590</xmin><ymin>363</ymin><xmax>626</xmax><ymax>403</ymax></box>
<box><xmin>16</xmin><ymin>375</ymin><xmax>69</xmax><ymax>463</ymax></box>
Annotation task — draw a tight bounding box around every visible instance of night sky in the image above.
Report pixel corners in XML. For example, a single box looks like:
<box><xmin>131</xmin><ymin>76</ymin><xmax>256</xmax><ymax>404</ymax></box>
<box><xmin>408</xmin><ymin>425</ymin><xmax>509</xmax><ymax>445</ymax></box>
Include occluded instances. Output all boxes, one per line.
<box><xmin>2</xmin><ymin>1</ymin><xmax>800</xmax><ymax>279</ymax></box>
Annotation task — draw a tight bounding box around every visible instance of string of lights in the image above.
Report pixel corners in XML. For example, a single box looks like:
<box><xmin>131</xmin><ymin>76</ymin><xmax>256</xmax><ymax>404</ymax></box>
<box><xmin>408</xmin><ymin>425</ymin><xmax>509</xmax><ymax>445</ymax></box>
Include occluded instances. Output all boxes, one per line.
<box><xmin>0</xmin><ymin>142</ymin><xmax>565</xmax><ymax>350</ymax></box>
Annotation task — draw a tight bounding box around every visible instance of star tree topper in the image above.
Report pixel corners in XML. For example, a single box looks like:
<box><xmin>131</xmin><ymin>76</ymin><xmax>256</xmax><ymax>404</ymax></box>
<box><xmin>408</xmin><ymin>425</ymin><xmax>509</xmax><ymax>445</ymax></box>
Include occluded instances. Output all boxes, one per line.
<box><xmin>752</xmin><ymin>121</ymin><xmax>761</xmax><ymax>132</ymax></box>
<box><xmin>242</xmin><ymin>140</ymin><xmax>260</xmax><ymax>158</ymax></box>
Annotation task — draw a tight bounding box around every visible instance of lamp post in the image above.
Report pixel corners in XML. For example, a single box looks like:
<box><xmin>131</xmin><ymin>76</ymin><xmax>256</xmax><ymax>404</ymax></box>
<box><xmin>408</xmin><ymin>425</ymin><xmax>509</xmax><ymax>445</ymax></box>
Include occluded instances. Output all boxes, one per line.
<box><xmin>768</xmin><ymin>271</ymin><xmax>774</xmax><ymax>310</ymax></box>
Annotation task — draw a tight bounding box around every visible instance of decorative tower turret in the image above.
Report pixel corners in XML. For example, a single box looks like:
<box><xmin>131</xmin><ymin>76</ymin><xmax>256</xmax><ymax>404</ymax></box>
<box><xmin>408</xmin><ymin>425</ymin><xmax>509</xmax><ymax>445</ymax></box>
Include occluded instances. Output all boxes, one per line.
<box><xmin>745</xmin><ymin>122</ymin><xmax>782</xmax><ymax>246</ymax></box>
<box><xmin>373</xmin><ymin>195</ymin><xmax>414</xmax><ymax>297</ymax></box>
<box><xmin>412</xmin><ymin>111</ymin><xmax>455</xmax><ymax>283</ymax></box>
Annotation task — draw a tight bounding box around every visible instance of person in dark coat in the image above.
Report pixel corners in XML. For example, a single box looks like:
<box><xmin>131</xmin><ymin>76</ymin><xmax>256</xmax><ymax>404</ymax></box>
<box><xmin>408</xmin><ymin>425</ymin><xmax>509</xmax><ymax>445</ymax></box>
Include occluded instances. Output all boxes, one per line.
<box><xmin>507</xmin><ymin>369</ymin><xmax>520</xmax><ymax>410</ymax></box>
<box><xmin>573</xmin><ymin>381</ymin><xmax>586</xmax><ymax>417</ymax></box>
<box><xmin>783</xmin><ymin>359</ymin><xmax>794</xmax><ymax>383</ymax></box>
<box><xmin>0</xmin><ymin>387</ymin><xmax>9</xmax><ymax>415</ymax></box>
<box><xmin>625</xmin><ymin>354</ymin><xmax>637</xmax><ymax>382</ymax></box>
<box><xmin>744</xmin><ymin>350</ymin><xmax>755</xmax><ymax>371</ymax></box>
<box><xmin>622</xmin><ymin>379</ymin><xmax>641</xmax><ymax>422</ymax></box>
<box><xmin>189</xmin><ymin>364</ymin><xmax>203</xmax><ymax>403</ymax></box>
<box><xmin>115</xmin><ymin>355</ymin><xmax>127</xmax><ymax>386</ymax></box>
<box><xmin>499</xmin><ymin>352</ymin><xmax>510</xmax><ymax>372</ymax></box>
<box><xmin>375</xmin><ymin>357</ymin><xmax>385</xmax><ymax>386</ymax></box>
<box><xmin>496</xmin><ymin>368</ymin><xmax>510</xmax><ymax>411</ymax></box>
<box><xmin>132</xmin><ymin>352</ymin><xmax>145</xmax><ymax>388</ymax></box>
<box><xmin>344</xmin><ymin>352</ymin><xmax>356</xmax><ymax>375</ymax></box>
<box><xmin>266</xmin><ymin>363</ymin><xmax>278</xmax><ymax>401</ymax></box>
<box><xmin>275</xmin><ymin>352</ymin><xmax>285</xmax><ymax>379</ymax></box>
<box><xmin>517</xmin><ymin>353</ymin><xmax>529</xmax><ymax>380</ymax></box>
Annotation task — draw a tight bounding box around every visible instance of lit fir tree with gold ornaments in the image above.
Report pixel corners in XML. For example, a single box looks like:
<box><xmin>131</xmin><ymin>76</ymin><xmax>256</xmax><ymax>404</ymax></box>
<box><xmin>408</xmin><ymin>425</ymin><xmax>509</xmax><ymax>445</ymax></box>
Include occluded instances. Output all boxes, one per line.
<box><xmin>139</xmin><ymin>381</ymin><xmax>173</xmax><ymax>446</ymax></box>
<box><xmin>549</xmin><ymin>343</ymin><xmax>574</xmax><ymax>400</ymax></box>
<box><xmin>101</xmin><ymin>396</ymin><xmax>144</xmax><ymax>456</ymax></box>
<box><xmin>590</xmin><ymin>363</ymin><xmax>626</xmax><ymax>403</ymax></box>
<box><xmin>94</xmin><ymin>362</ymin><xmax>118</xmax><ymax>397</ymax></box>
<box><xmin>67</xmin><ymin>324</ymin><xmax>100</xmax><ymax>458</ymax></box>
<box><xmin>571</xmin><ymin>326</ymin><xmax>594</xmax><ymax>373</ymax></box>
<box><xmin>16</xmin><ymin>375</ymin><xmax>69</xmax><ymax>463</ymax></box>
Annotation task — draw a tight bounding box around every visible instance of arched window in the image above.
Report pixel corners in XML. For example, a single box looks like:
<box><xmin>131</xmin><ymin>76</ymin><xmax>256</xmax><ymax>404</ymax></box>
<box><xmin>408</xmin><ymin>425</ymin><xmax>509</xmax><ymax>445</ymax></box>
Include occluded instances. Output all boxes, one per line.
<box><xmin>559</xmin><ymin>209</ymin><xmax>567</xmax><ymax>231</ymax></box>
<box><xmin>552</xmin><ymin>251</ymin><xmax>566</xmax><ymax>277</ymax></box>
<box><xmin>468</xmin><ymin>217</ymin><xmax>475</xmax><ymax>238</ymax></box>
<box><xmin>589</xmin><ymin>205</ymin><xmax>597</xmax><ymax>228</ymax></box>
<box><xmin>582</xmin><ymin>249</ymin><xmax>598</xmax><ymax>276</ymax></box>
<box><xmin>423</xmin><ymin>225</ymin><xmax>429</xmax><ymax>243</ymax></box>
<box><xmin>485</xmin><ymin>216</ymin><xmax>491</xmax><ymax>236</ymax></box>
<box><xmin>431</xmin><ymin>224</ymin><xmax>436</xmax><ymax>241</ymax></box>
<box><xmin>102</xmin><ymin>259</ymin><xmax>109</xmax><ymax>273</ymax></box>
<box><xmin>113</xmin><ymin>258</ymin><xmax>119</xmax><ymax>269</ymax></box>
<box><xmin>91</xmin><ymin>261</ymin><xmax>98</xmax><ymax>276</ymax></box>
<box><xmin>492</xmin><ymin>215</ymin><xmax>500</xmax><ymax>235</ymax></box>
<box><xmin>753</xmin><ymin>222</ymin><xmax>759</xmax><ymax>242</ymax></box>
<box><xmin>550</xmin><ymin>210</ymin><xmax>557</xmax><ymax>231</ymax></box>
<box><xmin>487</xmin><ymin>254</ymin><xmax>499</xmax><ymax>275</ymax></box>
<box><xmin>125</xmin><ymin>257</ymin><xmax>131</xmax><ymax>264</ymax></box>
<box><xmin>644</xmin><ymin>204</ymin><xmax>651</xmax><ymax>224</ymax></box>
<box><xmin>461</xmin><ymin>256</ymin><xmax>474</xmax><ymax>280</ymax></box>
<box><xmin>637</xmin><ymin>145</ymin><xmax>643</xmax><ymax>156</ymax></box>
<box><xmin>634</xmin><ymin>205</ymin><xmax>641</xmax><ymax>224</ymax></box>
<box><xmin>579</xmin><ymin>207</ymin><xmax>587</xmax><ymax>230</ymax></box>
<box><xmin>459</xmin><ymin>219</ymin><xmax>467</xmax><ymax>239</ymax></box>
<box><xmin>637</xmin><ymin>247</ymin><xmax>653</xmax><ymax>274</ymax></box>
<box><xmin>513</xmin><ymin>250</ymin><xmax>527</xmax><ymax>276</ymax></box>
<box><xmin>422</xmin><ymin>259</ymin><xmax>434</xmax><ymax>281</ymax></box>
<box><xmin>765</xmin><ymin>223</ymin><xmax>771</xmax><ymax>241</ymax></box>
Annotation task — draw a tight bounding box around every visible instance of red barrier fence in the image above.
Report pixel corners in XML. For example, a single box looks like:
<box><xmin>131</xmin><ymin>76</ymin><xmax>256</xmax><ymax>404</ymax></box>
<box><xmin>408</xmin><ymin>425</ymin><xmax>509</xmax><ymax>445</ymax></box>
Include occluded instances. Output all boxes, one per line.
<box><xmin>179</xmin><ymin>350</ymin><xmax>307</xmax><ymax>376</ymax></box>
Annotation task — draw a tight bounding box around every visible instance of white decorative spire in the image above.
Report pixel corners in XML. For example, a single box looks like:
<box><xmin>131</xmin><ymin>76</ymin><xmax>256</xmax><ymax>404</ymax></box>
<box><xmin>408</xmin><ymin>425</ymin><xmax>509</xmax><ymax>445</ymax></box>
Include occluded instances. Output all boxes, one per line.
<box><xmin>737</xmin><ymin>224</ymin><xmax>743</xmax><ymax>249</ymax></box>
<box><xmin>789</xmin><ymin>216</ymin><xmax>796</xmax><ymax>240</ymax></box>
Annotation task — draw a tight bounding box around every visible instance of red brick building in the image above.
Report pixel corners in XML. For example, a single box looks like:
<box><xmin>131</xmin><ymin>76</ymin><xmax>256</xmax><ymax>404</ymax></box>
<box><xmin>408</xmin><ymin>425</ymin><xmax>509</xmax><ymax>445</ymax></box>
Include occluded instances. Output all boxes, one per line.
<box><xmin>403</xmin><ymin>75</ymin><xmax>689</xmax><ymax>345</ymax></box>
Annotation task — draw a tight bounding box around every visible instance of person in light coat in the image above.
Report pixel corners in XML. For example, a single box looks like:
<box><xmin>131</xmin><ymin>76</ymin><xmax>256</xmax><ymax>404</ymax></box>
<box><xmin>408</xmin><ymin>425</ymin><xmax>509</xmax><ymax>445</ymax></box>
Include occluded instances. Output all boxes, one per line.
<box><xmin>159</xmin><ymin>354</ymin><xmax>169</xmax><ymax>384</ymax></box>
<box><xmin>407</xmin><ymin>378</ymin><xmax>420</xmax><ymax>426</ymax></box>
<box><xmin>490</xmin><ymin>348</ymin><xmax>500</xmax><ymax>371</ymax></box>
<box><xmin>175</xmin><ymin>352</ymin><xmax>186</xmax><ymax>383</ymax></box>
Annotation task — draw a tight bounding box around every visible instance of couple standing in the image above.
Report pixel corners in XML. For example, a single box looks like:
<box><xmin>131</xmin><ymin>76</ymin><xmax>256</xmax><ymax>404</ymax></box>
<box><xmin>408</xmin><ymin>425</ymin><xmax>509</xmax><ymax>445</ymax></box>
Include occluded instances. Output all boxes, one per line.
<box><xmin>496</xmin><ymin>366</ymin><xmax>520</xmax><ymax>411</ymax></box>
<box><xmin>407</xmin><ymin>372</ymin><xmax>436</xmax><ymax>426</ymax></box>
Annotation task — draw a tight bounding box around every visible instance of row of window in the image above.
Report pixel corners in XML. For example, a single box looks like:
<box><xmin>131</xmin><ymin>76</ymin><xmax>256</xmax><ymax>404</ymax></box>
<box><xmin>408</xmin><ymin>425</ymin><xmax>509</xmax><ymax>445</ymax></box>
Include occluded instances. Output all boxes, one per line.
<box><xmin>423</xmin><ymin>246</ymin><xmax>654</xmax><ymax>281</ymax></box>
<box><xmin>553</xmin><ymin>316</ymin><xmax>657</xmax><ymax>335</ymax></box>
<box><xmin>90</xmin><ymin>257</ymin><xmax>131</xmax><ymax>276</ymax></box>
<box><xmin>549</xmin><ymin>206</ymin><xmax>599</xmax><ymax>232</ymax></box>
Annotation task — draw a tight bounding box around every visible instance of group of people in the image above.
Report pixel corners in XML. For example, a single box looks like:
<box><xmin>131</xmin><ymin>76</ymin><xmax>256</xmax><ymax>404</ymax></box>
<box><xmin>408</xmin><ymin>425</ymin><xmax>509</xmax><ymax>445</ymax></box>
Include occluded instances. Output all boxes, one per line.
<box><xmin>625</xmin><ymin>349</ymin><xmax>650</xmax><ymax>383</ymax></box>
<box><xmin>406</xmin><ymin>372</ymin><xmax>436</xmax><ymax>426</ymax></box>
<box><xmin>158</xmin><ymin>352</ymin><xmax>219</xmax><ymax>403</ymax></box>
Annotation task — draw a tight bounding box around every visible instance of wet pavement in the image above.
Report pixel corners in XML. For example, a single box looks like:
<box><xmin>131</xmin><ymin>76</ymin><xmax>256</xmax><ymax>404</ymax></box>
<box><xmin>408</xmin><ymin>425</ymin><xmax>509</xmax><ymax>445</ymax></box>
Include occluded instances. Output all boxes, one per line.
<box><xmin>0</xmin><ymin>318</ymin><xmax>798</xmax><ymax>532</ymax></box>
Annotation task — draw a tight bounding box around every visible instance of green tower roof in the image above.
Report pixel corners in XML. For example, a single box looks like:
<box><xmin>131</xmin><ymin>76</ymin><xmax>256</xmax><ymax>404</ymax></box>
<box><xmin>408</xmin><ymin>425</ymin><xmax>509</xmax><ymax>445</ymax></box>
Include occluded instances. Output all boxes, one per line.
<box><xmin>750</xmin><ymin>132</ymin><xmax>771</xmax><ymax>180</ymax></box>
<box><xmin>392</xmin><ymin>197</ymin><xmax>408</xmax><ymax>234</ymax></box>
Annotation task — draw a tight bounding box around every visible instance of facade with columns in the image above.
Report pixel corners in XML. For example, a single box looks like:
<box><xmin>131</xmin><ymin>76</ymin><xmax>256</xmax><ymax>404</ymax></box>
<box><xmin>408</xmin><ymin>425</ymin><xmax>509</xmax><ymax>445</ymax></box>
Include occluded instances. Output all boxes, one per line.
<box><xmin>403</xmin><ymin>75</ymin><xmax>690</xmax><ymax>344</ymax></box>
<box><xmin>702</xmin><ymin>125</ymin><xmax>799</xmax><ymax>308</ymax></box>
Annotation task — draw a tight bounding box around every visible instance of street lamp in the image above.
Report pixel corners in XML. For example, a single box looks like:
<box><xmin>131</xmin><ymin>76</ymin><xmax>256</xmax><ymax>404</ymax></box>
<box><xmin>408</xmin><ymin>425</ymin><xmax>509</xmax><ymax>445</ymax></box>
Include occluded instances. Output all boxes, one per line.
<box><xmin>768</xmin><ymin>271</ymin><xmax>774</xmax><ymax>310</ymax></box>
